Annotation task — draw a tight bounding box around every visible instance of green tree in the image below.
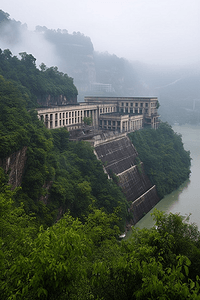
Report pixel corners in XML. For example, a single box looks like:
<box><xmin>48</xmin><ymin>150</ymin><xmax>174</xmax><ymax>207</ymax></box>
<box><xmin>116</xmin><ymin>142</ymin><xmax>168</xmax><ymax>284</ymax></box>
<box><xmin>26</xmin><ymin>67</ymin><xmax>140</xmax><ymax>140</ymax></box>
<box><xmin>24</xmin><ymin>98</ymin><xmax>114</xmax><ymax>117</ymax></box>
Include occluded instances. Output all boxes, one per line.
<box><xmin>83</xmin><ymin>116</ymin><xmax>92</xmax><ymax>125</ymax></box>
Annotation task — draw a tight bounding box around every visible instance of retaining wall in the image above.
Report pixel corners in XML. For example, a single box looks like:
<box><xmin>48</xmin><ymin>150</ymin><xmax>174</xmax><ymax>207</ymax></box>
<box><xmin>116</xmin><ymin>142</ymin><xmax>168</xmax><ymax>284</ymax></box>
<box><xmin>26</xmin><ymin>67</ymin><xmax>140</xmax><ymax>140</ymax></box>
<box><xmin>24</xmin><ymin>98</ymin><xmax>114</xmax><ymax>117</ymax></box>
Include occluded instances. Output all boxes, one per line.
<box><xmin>94</xmin><ymin>134</ymin><xmax>160</xmax><ymax>224</ymax></box>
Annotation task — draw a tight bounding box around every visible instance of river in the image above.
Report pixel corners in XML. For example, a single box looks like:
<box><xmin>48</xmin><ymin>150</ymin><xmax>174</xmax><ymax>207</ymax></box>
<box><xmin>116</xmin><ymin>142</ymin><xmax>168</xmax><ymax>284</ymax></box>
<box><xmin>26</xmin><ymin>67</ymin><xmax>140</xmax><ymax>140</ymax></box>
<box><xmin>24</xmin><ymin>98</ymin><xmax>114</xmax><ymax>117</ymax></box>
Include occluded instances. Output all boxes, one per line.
<box><xmin>135</xmin><ymin>124</ymin><xmax>200</xmax><ymax>229</ymax></box>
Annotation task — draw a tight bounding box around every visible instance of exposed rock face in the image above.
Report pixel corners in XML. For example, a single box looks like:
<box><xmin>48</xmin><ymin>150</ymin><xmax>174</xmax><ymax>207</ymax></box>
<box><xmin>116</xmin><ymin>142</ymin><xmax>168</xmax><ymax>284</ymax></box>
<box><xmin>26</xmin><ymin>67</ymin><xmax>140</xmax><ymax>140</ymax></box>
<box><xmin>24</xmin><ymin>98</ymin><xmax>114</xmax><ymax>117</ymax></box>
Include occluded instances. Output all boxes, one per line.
<box><xmin>37</xmin><ymin>94</ymin><xmax>77</xmax><ymax>107</ymax></box>
<box><xmin>0</xmin><ymin>147</ymin><xmax>27</xmax><ymax>189</ymax></box>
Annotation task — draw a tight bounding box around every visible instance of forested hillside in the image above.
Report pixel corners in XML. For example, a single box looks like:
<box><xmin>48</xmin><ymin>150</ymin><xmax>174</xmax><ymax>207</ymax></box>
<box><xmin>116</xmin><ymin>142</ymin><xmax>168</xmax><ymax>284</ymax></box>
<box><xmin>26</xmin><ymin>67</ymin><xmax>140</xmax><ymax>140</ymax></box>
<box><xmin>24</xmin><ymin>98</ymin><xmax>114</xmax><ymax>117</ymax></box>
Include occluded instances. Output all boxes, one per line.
<box><xmin>129</xmin><ymin>123</ymin><xmax>191</xmax><ymax>198</ymax></box>
<box><xmin>2</xmin><ymin>180</ymin><xmax>200</xmax><ymax>299</ymax></box>
<box><xmin>0</xmin><ymin>46</ymin><xmax>197</xmax><ymax>297</ymax></box>
<box><xmin>0</xmin><ymin>48</ymin><xmax>78</xmax><ymax>108</ymax></box>
<box><xmin>0</xmin><ymin>73</ymin><xmax>128</xmax><ymax>228</ymax></box>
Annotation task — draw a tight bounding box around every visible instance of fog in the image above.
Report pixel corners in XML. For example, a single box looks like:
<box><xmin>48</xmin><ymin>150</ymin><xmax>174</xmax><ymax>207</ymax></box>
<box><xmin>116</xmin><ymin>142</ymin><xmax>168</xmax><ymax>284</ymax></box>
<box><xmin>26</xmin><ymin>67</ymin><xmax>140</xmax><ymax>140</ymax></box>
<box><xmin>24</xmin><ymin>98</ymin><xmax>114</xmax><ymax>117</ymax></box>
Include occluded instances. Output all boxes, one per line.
<box><xmin>1</xmin><ymin>0</ymin><xmax>200</xmax><ymax>67</ymax></box>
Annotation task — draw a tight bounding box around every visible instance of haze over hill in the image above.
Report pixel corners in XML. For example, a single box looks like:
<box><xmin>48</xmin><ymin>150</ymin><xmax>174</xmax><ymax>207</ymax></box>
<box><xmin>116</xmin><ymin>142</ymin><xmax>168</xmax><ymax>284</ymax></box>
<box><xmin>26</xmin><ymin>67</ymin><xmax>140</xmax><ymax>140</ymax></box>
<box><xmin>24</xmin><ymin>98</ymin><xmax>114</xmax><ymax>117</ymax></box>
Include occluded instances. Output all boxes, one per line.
<box><xmin>0</xmin><ymin>7</ymin><xmax>200</xmax><ymax>125</ymax></box>
<box><xmin>1</xmin><ymin>0</ymin><xmax>200</xmax><ymax>66</ymax></box>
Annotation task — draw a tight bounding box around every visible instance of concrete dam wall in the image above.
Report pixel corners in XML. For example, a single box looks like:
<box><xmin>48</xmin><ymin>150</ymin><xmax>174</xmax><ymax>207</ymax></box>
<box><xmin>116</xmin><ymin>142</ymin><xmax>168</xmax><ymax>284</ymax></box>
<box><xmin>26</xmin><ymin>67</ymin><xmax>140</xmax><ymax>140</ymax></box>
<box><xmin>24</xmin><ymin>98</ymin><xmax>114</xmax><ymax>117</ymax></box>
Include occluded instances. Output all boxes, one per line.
<box><xmin>94</xmin><ymin>134</ymin><xmax>160</xmax><ymax>224</ymax></box>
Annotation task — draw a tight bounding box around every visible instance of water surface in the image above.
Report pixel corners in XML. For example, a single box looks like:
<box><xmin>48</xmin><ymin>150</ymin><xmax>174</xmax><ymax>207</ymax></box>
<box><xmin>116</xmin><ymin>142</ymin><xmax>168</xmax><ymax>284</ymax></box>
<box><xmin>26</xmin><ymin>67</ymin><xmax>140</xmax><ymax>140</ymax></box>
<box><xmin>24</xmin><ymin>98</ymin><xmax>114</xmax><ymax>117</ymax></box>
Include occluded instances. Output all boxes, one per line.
<box><xmin>135</xmin><ymin>124</ymin><xmax>200</xmax><ymax>229</ymax></box>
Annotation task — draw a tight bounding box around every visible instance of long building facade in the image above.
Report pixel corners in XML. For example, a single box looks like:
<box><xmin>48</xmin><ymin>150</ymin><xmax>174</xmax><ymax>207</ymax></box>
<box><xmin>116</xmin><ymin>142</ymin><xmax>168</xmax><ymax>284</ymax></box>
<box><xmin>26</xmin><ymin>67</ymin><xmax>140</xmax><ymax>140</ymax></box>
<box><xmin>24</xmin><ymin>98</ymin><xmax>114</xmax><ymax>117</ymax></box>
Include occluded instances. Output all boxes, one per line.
<box><xmin>37</xmin><ymin>96</ymin><xmax>159</xmax><ymax>133</ymax></box>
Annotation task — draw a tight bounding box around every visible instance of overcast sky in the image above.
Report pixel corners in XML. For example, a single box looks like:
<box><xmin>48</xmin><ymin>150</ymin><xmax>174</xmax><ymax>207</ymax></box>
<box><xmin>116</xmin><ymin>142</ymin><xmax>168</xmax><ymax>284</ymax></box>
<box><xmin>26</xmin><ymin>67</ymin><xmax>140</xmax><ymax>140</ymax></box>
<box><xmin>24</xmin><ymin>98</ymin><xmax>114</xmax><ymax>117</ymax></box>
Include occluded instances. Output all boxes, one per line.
<box><xmin>1</xmin><ymin>0</ymin><xmax>200</xmax><ymax>66</ymax></box>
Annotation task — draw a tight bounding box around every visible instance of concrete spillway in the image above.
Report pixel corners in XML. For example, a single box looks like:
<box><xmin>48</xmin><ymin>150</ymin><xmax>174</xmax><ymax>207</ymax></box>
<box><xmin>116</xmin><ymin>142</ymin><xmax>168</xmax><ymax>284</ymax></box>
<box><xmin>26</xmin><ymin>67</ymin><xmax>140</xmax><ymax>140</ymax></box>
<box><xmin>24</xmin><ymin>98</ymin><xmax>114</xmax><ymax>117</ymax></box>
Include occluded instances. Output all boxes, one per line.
<box><xmin>94</xmin><ymin>134</ymin><xmax>160</xmax><ymax>224</ymax></box>
<box><xmin>94</xmin><ymin>135</ymin><xmax>138</xmax><ymax>174</ymax></box>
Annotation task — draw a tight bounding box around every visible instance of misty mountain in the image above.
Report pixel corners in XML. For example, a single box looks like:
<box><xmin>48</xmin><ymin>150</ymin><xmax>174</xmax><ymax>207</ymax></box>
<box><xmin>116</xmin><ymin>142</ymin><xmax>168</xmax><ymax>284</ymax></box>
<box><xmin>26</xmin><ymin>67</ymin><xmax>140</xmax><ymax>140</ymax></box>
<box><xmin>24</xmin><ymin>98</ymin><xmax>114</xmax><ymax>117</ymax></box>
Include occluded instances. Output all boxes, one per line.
<box><xmin>0</xmin><ymin>10</ymin><xmax>145</xmax><ymax>101</ymax></box>
<box><xmin>133</xmin><ymin>63</ymin><xmax>200</xmax><ymax>124</ymax></box>
<box><xmin>1</xmin><ymin>9</ymin><xmax>200</xmax><ymax>124</ymax></box>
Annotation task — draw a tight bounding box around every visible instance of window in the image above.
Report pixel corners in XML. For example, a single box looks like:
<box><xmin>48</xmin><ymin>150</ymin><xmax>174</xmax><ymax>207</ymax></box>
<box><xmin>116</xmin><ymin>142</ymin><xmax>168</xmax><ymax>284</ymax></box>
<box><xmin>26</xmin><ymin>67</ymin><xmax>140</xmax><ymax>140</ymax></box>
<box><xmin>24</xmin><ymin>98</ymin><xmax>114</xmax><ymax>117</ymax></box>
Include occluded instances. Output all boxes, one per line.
<box><xmin>135</xmin><ymin>103</ymin><xmax>138</xmax><ymax>107</ymax></box>
<box><xmin>66</xmin><ymin>112</ymin><xmax>68</xmax><ymax>118</ymax></box>
<box><xmin>145</xmin><ymin>103</ymin><xmax>148</xmax><ymax>107</ymax></box>
<box><xmin>140</xmin><ymin>103</ymin><xmax>143</xmax><ymax>107</ymax></box>
<box><xmin>104</xmin><ymin>120</ymin><xmax>107</xmax><ymax>125</ymax></box>
<box><xmin>60</xmin><ymin>113</ymin><xmax>61</xmax><ymax>119</ymax></box>
<box><xmin>63</xmin><ymin>113</ymin><xmax>65</xmax><ymax>118</ymax></box>
<box><xmin>121</xmin><ymin>102</ymin><xmax>124</xmax><ymax>106</ymax></box>
<box><xmin>69</xmin><ymin>112</ymin><xmax>71</xmax><ymax>117</ymax></box>
<box><xmin>55</xmin><ymin>113</ymin><xmax>58</xmax><ymax>120</ymax></box>
<box><xmin>126</xmin><ymin>103</ymin><xmax>128</xmax><ymax>106</ymax></box>
<box><xmin>131</xmin><ymin>103</ymin><xmax>133</xmax><ymax>107</ymax></box>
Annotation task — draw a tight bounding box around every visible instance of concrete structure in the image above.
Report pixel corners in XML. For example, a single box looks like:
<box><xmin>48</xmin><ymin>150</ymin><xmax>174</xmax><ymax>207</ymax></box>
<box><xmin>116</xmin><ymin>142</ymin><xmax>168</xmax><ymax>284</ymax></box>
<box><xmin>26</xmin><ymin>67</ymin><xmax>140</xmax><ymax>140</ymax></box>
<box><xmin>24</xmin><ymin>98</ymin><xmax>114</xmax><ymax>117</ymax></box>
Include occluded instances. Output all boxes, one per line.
<box><xmin>94</xmin><ymin>134</ymin><xmax>160</xmax><ymax>224</ymax></box>
<box><xmin>37</xmin><ymin>96</ymin><xmax>159</xmax><ymax>133</ymax></box>
<box><xmin>85</xmin><ymin>96</ymin><xmax>159</xmax><ymax>130</ymax></box>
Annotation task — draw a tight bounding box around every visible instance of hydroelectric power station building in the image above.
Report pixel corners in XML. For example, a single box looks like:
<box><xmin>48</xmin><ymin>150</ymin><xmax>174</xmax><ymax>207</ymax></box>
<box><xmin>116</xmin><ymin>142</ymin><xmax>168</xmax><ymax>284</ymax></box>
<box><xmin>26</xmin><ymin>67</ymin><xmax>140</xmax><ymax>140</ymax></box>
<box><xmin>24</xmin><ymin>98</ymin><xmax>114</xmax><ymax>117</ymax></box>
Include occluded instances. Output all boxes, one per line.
<box><xmin>37</xmin><ymin>96</ymin><xmax>160</xmax><ymax>224</ymax></box>
<box><xmin>37</xmin><ymin>96</ymin><xmax>159</xmax><ymax>133</ymax></box>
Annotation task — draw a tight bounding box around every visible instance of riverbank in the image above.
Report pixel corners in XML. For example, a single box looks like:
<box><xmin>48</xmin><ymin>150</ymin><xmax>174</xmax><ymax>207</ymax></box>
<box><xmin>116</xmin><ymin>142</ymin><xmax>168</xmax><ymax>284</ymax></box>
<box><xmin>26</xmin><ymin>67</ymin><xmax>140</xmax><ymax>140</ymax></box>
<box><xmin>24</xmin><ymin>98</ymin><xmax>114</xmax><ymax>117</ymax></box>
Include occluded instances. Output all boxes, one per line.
<box><xmin>134</xmin><ymin>124</ymin><xmax>200</xmax><ymax>230</ymax></box>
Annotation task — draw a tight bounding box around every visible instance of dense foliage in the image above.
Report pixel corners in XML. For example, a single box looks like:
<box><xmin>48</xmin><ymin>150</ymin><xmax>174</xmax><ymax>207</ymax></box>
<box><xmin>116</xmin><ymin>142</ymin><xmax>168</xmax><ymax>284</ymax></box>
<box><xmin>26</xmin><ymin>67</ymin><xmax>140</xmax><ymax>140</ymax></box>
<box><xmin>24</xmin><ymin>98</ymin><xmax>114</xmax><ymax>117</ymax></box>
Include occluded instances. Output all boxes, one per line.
<box><xmin>1</xmin><ymin>176</ymin><xmax>200</xmax><ymax>299</ymax></box>
<box><xmin>0</xmin><ymin>48</ymin><xmax>78</xmax><ymax>108</ymax></box>
<box><xmin>0</xmin><ymin>40</ymin><xmax>195</xmax><ymax>298</ymax></box>
<box><xmin>128</xmin><ymin>122</ymin><xmax>191</xmax><ymax>198</ymax></box>
<box><xmin>0</xmin><ymin>75</ymin><xmax>127</xmax><ymax>228</ymax></box>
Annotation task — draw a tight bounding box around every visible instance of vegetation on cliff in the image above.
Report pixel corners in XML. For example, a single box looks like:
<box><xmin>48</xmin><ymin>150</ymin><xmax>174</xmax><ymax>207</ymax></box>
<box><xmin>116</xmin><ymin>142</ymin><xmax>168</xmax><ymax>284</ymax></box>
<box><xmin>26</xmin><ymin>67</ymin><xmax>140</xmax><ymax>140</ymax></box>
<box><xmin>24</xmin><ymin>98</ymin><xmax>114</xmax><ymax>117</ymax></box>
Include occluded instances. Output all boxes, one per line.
<box><xmin>128</xmin><ymin>122</ymin><xmax>191</xmax><ymax>198</ymax></box>
<box><xmin>0</xmin><ymin>48</ymin><xmax>78</xmax><ymax>108</ymax></box>
<box><xmin>1</xmin><ymin>177</ymin><xmax>200</xmax><ymax>299</ymax></box>
<box><xmin>0</xmin><ymin>42</ymin><xmax>195</xmax><ymax>298</ymax></box>
<box><xmin>0</xmin><ymin>74</ymin><xmax>127</xmax><ymax>228</ymax></box>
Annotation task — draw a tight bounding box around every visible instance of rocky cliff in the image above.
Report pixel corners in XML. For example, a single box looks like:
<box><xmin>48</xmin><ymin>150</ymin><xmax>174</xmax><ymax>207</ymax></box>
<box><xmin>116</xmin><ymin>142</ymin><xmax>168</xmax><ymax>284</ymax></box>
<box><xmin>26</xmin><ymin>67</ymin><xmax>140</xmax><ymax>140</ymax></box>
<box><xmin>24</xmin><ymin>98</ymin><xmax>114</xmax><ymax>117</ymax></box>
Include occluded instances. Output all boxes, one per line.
<box><xmin>37</xmin><ymin>94</ymin><xmax>77</xmax><ymax>107</ymax></box>
<box><xmin>0</xmin><ymin>146</ymin><xmax>27</xmax><ymax>189</ymax></box>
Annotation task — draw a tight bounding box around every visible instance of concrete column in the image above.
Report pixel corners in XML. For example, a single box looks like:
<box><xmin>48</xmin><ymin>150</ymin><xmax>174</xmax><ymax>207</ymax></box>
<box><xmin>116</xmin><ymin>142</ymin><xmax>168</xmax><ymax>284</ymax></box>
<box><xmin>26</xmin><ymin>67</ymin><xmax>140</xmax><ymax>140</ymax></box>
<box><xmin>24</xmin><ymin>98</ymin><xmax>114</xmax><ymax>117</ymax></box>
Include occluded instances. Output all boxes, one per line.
<box><xmin>45</xmin><ymin>114</ymin><xmax>49</xmax><ymax>129</ymax></box>
<box><xmin>120</xmin><ymin>121</ymin><xmax>122</xmax><ymax>133</ymax></box>
<box><xmin>52</xmin><ymin>113</ymin><xmax>55</xmax><ymax>128</ymax></box>
<box><xmin>92</xmin><ymin>110</ymin><xmax>95</xmax><ymax>126</ymax></box>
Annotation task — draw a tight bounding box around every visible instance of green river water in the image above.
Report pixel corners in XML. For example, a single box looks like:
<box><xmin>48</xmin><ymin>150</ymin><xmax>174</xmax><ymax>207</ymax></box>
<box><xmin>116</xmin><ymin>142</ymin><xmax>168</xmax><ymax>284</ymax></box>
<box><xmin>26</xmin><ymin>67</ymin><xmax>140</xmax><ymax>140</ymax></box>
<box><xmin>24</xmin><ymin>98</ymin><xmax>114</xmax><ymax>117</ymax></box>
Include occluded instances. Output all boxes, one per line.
<box><xmin>135</xmin><ymin>124</ymin><xmax>200</xmax><ymax>229</ymax></box>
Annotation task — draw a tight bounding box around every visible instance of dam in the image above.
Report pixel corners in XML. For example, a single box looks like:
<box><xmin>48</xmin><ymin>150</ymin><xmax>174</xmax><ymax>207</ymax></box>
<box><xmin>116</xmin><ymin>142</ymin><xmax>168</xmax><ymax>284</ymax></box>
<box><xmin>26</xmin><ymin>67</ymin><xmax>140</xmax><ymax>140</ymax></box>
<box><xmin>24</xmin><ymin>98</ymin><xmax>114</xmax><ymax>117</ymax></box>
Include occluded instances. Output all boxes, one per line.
<box><xmin>36</xmin><ymin>96</ymin><xmax>160</xmax><ymax>224</ymax></box>
<box><xmin>93</xmin><ymin>133</ymin><xmax>160</xmax><ymax>224</ymax></box>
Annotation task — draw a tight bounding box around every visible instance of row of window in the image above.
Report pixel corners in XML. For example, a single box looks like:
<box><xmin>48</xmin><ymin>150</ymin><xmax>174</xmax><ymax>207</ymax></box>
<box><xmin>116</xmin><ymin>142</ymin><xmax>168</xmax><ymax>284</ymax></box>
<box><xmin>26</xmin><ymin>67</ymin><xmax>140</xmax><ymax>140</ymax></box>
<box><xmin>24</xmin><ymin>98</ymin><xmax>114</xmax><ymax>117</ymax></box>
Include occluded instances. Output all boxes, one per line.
<box><xmin>43</xmin><ymin>110</ymin><xmax>93</xmax><ymax>121</ymax></box>
<box><xmin>121</xmin><ymin>102</ymin><xmax>149</xmax><ymax>107</ymax></box>
<box><xmin>46</xmin><ymin>116</ymin><xmax>83</xmax><ymax>128</ymax></box>
<box><xmin>100</xmin><ymin>119</ymin><xmax>142</xmax><ymax>126</ymax></box>
<box><xmin>120</xmin><ymin>108</ymin><xmax>148</xmax><ymax>114</ymax></box>
<box><xmin>99</xmin><ymin>107</ymin><xmax>116</xmax><ymax>114</ymax></box>
<box><xmin>100</xmin><ymin>120</ymin><xmax>121</xmax><ymax>126</ymax></box>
